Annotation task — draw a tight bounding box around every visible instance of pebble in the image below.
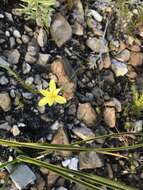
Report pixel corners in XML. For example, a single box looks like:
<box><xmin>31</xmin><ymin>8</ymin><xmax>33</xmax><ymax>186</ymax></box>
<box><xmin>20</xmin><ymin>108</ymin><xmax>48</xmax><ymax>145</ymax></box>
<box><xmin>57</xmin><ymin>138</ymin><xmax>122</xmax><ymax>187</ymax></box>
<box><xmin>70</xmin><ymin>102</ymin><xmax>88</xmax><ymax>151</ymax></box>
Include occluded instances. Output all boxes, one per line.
<box><xmin>51</xmin><ymin>123</ymin><xmax>71</xmax><ymax>157</ymax></box>
<box><xmin>22</xmin><ymin>34</ymin><xmax>30</xmax><ymax>44</ymax></box>
<box><xmin>79</xmin><ymin>152</ymin><xmax>103</xmax><ymax>169</ymax></box>
<box><xmin>128</xmin><ymin>52</ymin><xmax>143</xmax><ymax>67</ymax></box>
<box><xmin>87</xmin><ymin>9</ymin><xmax>103</xmax><ymax>22</ymax></box>
<box><xmin>13</xmin><ymin>30</ymin><xmax>21</xmax><ymax>38</ymax></box>
<box><xmin>22</xmin><ymin>92</ymin><xmax>33</xmax><ymax>99</ymax></box>
<box><xmin>77</xmin><ymin>103</ymin><xmax>97</xmax><ymax>127</ymax></box>
<box><xmin>8</xmin><ymin>49</ymin><xmax>20</xmax><ymax>64</ymax></box>
<box><xmin>6</xmin><ymin>164</ymin><xmax>36</xmax><ymax>190</ymax></box>
<box><xmin>0</xmin><ymin>122</ymin><xmax>11</xmax><ymax>131</ymax></box>
<box><xmin>56</xmin><ymin>187</ymin><xmax>68</xmax><ymax>190</ymax></box>
<box><xmin>72</xmin><ymin>22</ymin><xmax>84</xmax><ymax>36</ymax></box>
<box><xmin>37</xmin><ymin>28</ymin><xmax>47</xmax><ymax>47</ymax></box>
<box><xmin>25</xmin><ymin>77</ymin><xmax>34</xmax><ymax>85</ymax></box>
<box><xmin>22</xmin><ymin>62</ymin><xmax>31</xmax><ymax>74</ymax></box>
<box><xmin>38</xmin><ymin>53</ymin><xmax>50</xmax><ymax>65</ymax></box>
<box><xmin>134</xmin><ymin>120</ymin><xmax>142</xmax><ymax>132</ymax></box>
<box><xmin>0</xmin><ymin>92</ymin><xmax>11</xmax><ymax>112</ymax></box>
<box><xmin>72</xmin><ymin>125</ymin><xmax>95</xmax><ymax>140</ymax></box>
<box><xmin>62</xmin><ymin>158</ymin><xmax>79</xmax><ymax>170</ymax></box>
<box><xmin>0</xmin><ymin>76</ymin><xmax>9</xmax><ymax>85</ymax></box>
<box><xmin>115</xmin><ymin>49</ymin><xmax>130</xmax><ymax>62</ymax></box>
<box><xmin>5</xmin><ymin>12</ymin><xmax>13</xmax><ymax>22</ymax></box>
<box><xmin>9</xmin><ymin>37</ymin><xmax>16</xmax><ymax>48</ymax></box>
<box><xmin>86</xmin><ymin>37</ymin><xmax>108</xmax><ymax>53</ymax></box>
<box><xmin>5</xmin><ymin>31</ymin><xmax>10</xmax><ymax>37</ymax></box>
<box><xmin>0</xmin><ymin>14</ymin><xmax>4</xmax><ymax>18</ymax></box>
<box><xmin>50</xmin><ymin>14</ymin><xmax>72</xmax><ymax>47</ymax></box>
<box><xmin>11</xmin><ymin>125</ymin><xmax>20</xmax><ymax>136</ymax></box>
<box><xmin>102</xmin><ymin>54</ymin><xmax>111</xmax><ymax>68</ymax></box>
<box><xmin>103</xmin><ymin>107</ymin><xmax>116</xmax><ymax>128</ymax></box>
<box><xmin>50</xmin><ymin>120</ymin><xmax>60</xmax><ymax>130</ymax></box>
<box><xmin>111</xmin><ymin>59</ymin><xmax>128</xmax><ymax>77</ymax></box>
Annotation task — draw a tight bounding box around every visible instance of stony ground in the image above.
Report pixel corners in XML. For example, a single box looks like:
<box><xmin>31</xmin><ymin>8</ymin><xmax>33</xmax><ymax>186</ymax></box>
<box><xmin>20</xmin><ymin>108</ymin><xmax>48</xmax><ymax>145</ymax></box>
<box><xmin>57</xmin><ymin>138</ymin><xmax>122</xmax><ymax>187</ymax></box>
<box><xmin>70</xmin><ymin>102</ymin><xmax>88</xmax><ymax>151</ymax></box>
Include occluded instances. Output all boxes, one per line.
<box><xmin>0</xmin><ymin>0</ymin><xmax>143</xmax><ymax>190</ymax></box>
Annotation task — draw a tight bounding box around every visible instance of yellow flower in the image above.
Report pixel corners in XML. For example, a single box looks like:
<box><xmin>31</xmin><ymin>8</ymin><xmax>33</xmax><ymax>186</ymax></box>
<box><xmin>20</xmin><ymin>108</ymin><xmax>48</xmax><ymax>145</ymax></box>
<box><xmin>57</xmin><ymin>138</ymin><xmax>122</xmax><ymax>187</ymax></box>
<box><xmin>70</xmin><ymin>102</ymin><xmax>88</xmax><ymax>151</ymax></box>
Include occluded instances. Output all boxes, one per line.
<box><xmin>38</xmin><ymin>79</ymin><xmax>67</xmax><ymax>107</ymax></box>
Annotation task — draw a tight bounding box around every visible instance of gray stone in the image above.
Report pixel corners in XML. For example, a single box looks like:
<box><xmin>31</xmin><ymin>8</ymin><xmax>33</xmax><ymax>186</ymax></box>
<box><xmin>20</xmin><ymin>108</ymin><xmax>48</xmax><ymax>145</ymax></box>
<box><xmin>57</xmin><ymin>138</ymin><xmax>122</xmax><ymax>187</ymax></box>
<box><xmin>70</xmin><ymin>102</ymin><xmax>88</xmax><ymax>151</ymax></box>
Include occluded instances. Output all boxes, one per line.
<box><xmin>5</xmin><ymin>12</ymin><xmax>13</xmax><ymax>22</ymax></box>
<box><xmin>0</xmin><ymin>14</ymin><xmax>4</xmax><ymax>18</ymax></box>
<box><xmin>38</xmin><ymin>53</ymin><xmax>50</xmax><ymax>65</ymax></box>
<box><xmin>0</xmin><ymin>76</ymin><xmax>9</xmax><ymax>85</ymax></box>
<box><xmin>50</xmin><ymin>14</ymin><xmax>72</xmax><ymax>47</ymax></box>
<box><xmin>6</xmin><ymin>164</ymin><xmax>36</xmax><ymax>190</ymax></box>
<box><xmin>86</xmin><ymin>37</ymin><xmax>108</xmax><ymax>53</ymax></box>
<box><xmin>13</xmin><ymin>30</ymin><xmax>21</xmax><ymax>38</ymax></box>
<box><xmin>0</xmin><ymin>57</ymin><xmax>10</xmax><ymax>68</ymax></box>
<box><xmin>79</xmin><ymin>152</ymin><xmax>103</xmax><ymax>169</ymax></box>
<box><xmin>25</xmin><ymin>77</ymin><xmax>34</xmax><ymax>85</ymax></box>
<box><xmin>9</xmin><ymin>37</ymin><xmax>16</xmax><ymax>48</ymax></box>
<box><xmin>0</xmin><ymin>122</ymin><xmax>11</xmax><ymax>130</ymax></box>
<box><xmin>5</xmin><ymin>31</ymin><xmax>10</xmax><ymax>37</ymax></box>
<box><xmin>87</xmin><ymin>9</ymin><xmax>102</xmax><ymax>22</ymax></box>
<box><xmin>56</xmin><ymin>187</ymin><xmax>68</xmax><ymax>190</ymax></box>
<box><xmin>22</xmin><ymin>34</ymin><xmax>30</xmax><ymax>44</ymax></box>
<box><xmin>37</xmin><ymin>28</ymin><xmax>47</xmax><ymax>47</ymax></box>
<box><xmin>111</xmin><ymin>59</ymin><xmax>128</xmax><ymax>77</ymax></box>
<box><xmin>0</xmin><ymin>92</ymin><xmax>11</xmax><ymax>112</ymax></box>
<box><xmin>115</xmin><ymin>49</ymin><xmax>130</xmax><ymax>62</ymax></box>
<box><xmin>8</xmin><ymin>49</ymin><xmax>20</xmax><ymax>64</ymax></box>
<box><xmin>22</xmin><ymin>92</ymin><xmax>33</xmax><ymax>99</ymax></box>
<box><xmin>72</xmin><ymin>125</ymin><xmax>95</xmax><ymax>140</ymax></box>
<box><xmin>22</xmin><ymin>62</ymin><xmax>31</xmax><ymax>74</ymax></box>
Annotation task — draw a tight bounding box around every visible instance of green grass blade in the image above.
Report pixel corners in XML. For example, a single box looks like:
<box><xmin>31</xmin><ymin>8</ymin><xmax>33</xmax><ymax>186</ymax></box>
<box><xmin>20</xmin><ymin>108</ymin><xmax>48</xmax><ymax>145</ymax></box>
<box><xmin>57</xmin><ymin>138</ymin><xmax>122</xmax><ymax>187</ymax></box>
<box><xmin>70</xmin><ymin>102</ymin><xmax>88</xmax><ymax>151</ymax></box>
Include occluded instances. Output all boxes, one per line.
<box><xmin>18</xmin><ymin>156</ymin><xmax>137</xmax><ymax>190</ymax></box>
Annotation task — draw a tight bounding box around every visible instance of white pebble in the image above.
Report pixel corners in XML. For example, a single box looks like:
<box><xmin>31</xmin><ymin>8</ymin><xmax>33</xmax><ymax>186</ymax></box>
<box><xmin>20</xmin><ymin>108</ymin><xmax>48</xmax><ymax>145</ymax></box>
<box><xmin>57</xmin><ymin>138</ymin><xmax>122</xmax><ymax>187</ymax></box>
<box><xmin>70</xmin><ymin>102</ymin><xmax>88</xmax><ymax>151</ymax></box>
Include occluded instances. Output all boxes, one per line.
<box><xmin>5</xmin><ymin>31</ymin><xmax>10</xmax><ymax>37</ymax></box>
<box><xmin>13</xmin><ymin>30</ymin><xmax>21</xmax><ymax>38</ymax></box>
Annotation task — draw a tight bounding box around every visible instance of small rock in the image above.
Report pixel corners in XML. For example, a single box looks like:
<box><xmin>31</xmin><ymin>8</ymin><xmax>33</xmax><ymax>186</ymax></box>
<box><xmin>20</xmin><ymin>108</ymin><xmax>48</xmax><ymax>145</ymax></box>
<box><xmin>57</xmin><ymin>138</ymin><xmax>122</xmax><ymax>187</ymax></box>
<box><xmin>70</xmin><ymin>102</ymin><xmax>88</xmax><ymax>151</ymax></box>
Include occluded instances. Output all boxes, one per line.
<box><xmin>103</xmin><ymin>107</ymin><xmax>116</xmax><ymax>128</ymax></box>
<box><xmin>112</xmin><ymin>98</ymin><xmax>122</xmax><ymax>112</ymax></box>
<box><xmin>56</xmin><ymin>187</ymin><xmax>68</xmax><ymax>190</ymax></box>
<box><xmin>5</xmin><ymin>31</ymin><xmax>10</xmax><ymax>37</ymax></box>
<box><xmin>87</xmin><ymin>9</ymin><xmax>102</xmax><ymax>22</ymax></box>
<box><xmin>62</xmin><ymin>158</ymin><xmax>78</xmax><ymax>170</ymax></box>
<box><xmin>0</xmin><ymin>14</ymin><xmax>4</xmax><ymax>18</ymax></box>
<box><xmin>0</xmin><ymin>76</ymin><xmax>9</xmax><ymax>85</ymax></box>
<box><xmin>102</xmin><ymin>53</ymin><xmax>111</xmax><ymax>69</ymax></box>
<box><xmin>22</xmin><ymin>35</ymin><xmax>30</xmax><ymax>44</ymax></box>
<box><xmin>79</xmin><ymin>152</ymin><xmax>103</xmax><ymax>169</ymax></box>
<box><xmin>25</xmin><ymin>77</ymin><xmax>34</xmax><ymax>85</ymax></box>
<box><xmin>0</xmin><ymin>57</ymin><xmax>10</xmax><ymax>67</ymax></box>
<box><xmin>51</xmin><ymin>59</ymin><xmax>76</xmax><ymax>100</ymax></box>
<box><xmin>22</xmin><ymin>92</ymin><xmax>33</xmax><ymax>99</ymax></box>
<box><xmin>51</xmin><ymin>121</ymin><xmax>60</xmax><ymax>130</ymax></box>
<box><xmin>11</xmin><ymin>125</ymin><xmax>20</xmax><ymax>136</ymax></box>
<box><xmin>0</xmin><ymin>92</ymin><xmax>11</xmax><ymax>112</ymax></box>
<box><xmin>101</xmin><ymin>70</ymin><xmax>115</xmax><ymax>83</ymax></box>
<box><xmin>9</xmin><ymin>37</ymin><xmax>16</xmax><ymax>48</ymax></box>
<box><xmin>38</xmin><ymin>53</ymin><xmax>50</xmax><ymax>65</ymax></box>
<box><xmin>86</xmin><ymin>37</ymin><xmax>108</xmax><ymax>53</ymax></box>
<box><xmin>111</xmin><ymin>59</ymin><xmax>128</xmax><ymax>77</ymax></box>
<box><xmin>128</xmin><ymin>52</ymin><xmax>143</xmax><ymax>67</ymax></box>
<box><xmin>115</xmin><ymin>49</ymin><xmax>130</xmax><ymax>62</ymax></box>
<box><xmin>0</xmin><ymin>122</ymin><xmax>11</xmax><ymax>131</ymax></box>
<box><xmin>22</xmin><ymin>62</ymin><xmax>31</xmax><ymax>74</ymax></box>
<box><xmin>72</xmin><ymin>125</ymin><xmax>95</xmax><ymax>140</ymax></box>
<box><xmin>25</xmin><ymin>53</ymin><xmax>37</xmax><ymax>63</ymax></box>
<box><xmin>37</xmin><ymin>28</ymin><xmax>47</xmax><ymax>47</ymax></box>
<box><xmin>72</xmin><ymin>22</ymin><xmax>84</xmax><ymax>36</ymax></box>
<box><xmin>47</xmin><ymin>172</ymin><xmax>59</xmax><ymax>187</ymax></box>
<box><xmin>50</xmin><ymin>14</ymin><xmax>72</xmax><ymax>47</ymax></box>
<box><xmin>77</xmin><ymin>103</ymin><xmax>97</xmax><ymax>126</ymax></box>
<box><xmin>134</xmin><ymin>120</ymin><xmax>142</xmax><ymax>132</ymax></box>
<box><xmin>6</xmin><ymin>164</ymin><xmax>36</xmax><ymax>190</ymax></box>
<box><xmin>8</xmin><ymin>49</ymin><xmax>20</xmax><ymax>64</ymax></box>
<box><xmin>13</xmin><ymin>30</ymin><xmax>21</xmax><ymax>38</ymax></box>
<box><xmin>5</xmin><ymin>12</ymin><xmax>13</xmax><ymax>22</ymax></box>
<box><xmin>51</xmin><ymin>123</ymin><xmax>70</xmax><ymax>157</ymax></box>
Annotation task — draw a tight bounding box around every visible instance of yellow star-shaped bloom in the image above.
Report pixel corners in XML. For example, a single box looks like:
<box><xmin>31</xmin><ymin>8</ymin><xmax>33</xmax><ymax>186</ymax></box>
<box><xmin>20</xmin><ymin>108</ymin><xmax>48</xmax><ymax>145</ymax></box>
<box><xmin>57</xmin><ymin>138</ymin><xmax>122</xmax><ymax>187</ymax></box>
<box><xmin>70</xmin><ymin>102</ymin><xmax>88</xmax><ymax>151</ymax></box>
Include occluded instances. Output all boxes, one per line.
<box><xmin>38</xmin><ymin>79</ymin><xmax>67</xmax><ymax>107</ymax></box>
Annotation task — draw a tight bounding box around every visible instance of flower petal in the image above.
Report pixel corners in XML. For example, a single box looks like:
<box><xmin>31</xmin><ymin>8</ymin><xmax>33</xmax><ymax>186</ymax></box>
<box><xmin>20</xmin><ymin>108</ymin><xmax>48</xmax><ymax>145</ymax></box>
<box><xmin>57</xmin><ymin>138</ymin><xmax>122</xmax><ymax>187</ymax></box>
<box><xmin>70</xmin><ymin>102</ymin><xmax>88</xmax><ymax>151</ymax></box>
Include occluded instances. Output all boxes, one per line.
<box><xmin>38</xmin><ymin>97</ymin><xmax>49</xmax><ymax>106</ymax></box>
<box><xmin>49</xmin><ymin>79</ymin><xmax>56</xmax><ymax>92</ymax></box>
<box><xmin>38</xmin><ymin>97</ymin><xmax>55</xmax><ymax>107</ymax></box>
<box><xmin>55</xmin><ymin>95</ymin><xmax>67</xmax><ymax>104</ymax></box>
<box><xmin>39</xmin><ymin>89</ymin><xmax>50</xmax><ymax>97</ymax></box>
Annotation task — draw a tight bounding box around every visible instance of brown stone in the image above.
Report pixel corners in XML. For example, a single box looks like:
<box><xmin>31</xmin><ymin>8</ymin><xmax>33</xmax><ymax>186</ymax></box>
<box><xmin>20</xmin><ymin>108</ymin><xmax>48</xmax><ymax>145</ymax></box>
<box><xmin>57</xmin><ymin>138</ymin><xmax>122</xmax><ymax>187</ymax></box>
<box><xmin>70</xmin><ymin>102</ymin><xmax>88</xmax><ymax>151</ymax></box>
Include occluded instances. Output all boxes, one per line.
<box><xmin>77</xmin><ymin>103</ymin><xmax>97</xmax><ymax>127</ymax></box>
<box><xmin>51</xmin><ymin>59</ymin><xmax>76</xmax><ymax>100</ymax></box>
<box><xmin>0</xmin><ymin>92</ymin><xmax>11</xmax><ymax>112</ymax></box>
<box><xmin>128</xmin><ymin>52</ymin><xmax>143</xmax><ymax>67</ymax></box>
